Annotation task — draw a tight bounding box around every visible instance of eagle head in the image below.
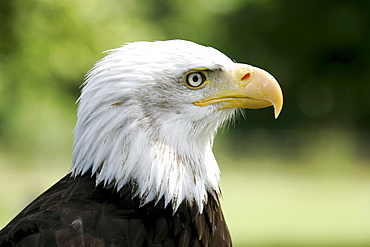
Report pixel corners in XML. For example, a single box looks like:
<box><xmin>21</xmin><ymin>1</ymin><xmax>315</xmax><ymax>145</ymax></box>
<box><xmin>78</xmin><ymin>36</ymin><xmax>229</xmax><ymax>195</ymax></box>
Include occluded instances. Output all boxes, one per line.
<box><xmin>71</xmin><ymin>40</ymin><xmax>283</xmax><ymax>211</ymax></box>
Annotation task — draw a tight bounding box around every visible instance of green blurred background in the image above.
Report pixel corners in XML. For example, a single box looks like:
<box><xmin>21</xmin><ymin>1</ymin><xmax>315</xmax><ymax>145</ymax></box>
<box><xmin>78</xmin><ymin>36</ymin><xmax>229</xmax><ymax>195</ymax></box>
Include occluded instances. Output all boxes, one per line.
<box><xmin>0</xmin><ymin>0</ymin><xmax>369</xmax><ymax>246</ymax></box>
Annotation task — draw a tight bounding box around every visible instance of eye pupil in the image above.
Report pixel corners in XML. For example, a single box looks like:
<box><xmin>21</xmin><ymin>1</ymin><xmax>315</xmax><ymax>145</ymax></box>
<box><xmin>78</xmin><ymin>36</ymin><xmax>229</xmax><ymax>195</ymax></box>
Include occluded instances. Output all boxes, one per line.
<box><xmin>186</xmin><ymin>72</ymin><xmax>206</xmax><ymax>88</ymax></box>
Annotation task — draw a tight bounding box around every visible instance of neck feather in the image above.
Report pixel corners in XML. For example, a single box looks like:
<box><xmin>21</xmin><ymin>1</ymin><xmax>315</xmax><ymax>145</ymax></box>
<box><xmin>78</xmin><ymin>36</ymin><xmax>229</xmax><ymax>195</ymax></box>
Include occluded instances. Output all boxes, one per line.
<box><xmin>71</xmin><ymin>105</ymin><xmax>233</xmax><ymax>211</ymax></box>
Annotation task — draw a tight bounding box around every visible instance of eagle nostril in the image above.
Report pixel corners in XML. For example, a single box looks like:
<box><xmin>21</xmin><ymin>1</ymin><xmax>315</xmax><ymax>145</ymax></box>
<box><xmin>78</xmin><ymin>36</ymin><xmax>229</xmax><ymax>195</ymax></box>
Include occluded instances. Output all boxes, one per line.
<box><xmin>241</xmin><ymin>73</ymin><xmax>251</xmax><ymax>81</ymax></box>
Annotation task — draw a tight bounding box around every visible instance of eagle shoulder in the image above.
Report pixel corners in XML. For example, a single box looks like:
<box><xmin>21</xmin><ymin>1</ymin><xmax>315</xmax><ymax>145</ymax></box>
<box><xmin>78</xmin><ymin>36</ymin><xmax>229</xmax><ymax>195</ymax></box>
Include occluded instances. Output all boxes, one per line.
<box><xmin>0</xmin><ymin>171</ymin><xmax>231</xmax><ymax>247</ymax></box>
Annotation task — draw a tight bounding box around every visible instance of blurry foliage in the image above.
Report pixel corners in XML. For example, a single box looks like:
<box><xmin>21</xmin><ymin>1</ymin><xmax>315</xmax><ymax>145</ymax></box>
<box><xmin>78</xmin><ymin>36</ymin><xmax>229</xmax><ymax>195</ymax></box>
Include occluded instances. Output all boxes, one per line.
<box><xmin>0</xmin><ymin>0</ymin><xmax>369</xmax><ymax>159</ymax></box>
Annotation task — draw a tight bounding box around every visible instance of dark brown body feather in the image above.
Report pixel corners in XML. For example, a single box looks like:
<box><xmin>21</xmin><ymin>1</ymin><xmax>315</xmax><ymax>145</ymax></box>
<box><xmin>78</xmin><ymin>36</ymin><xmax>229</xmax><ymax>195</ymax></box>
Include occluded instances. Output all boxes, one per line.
<box><xmin>0</xmin><ymin>171</ymin><xmax>231</xmax><ymax>247</ymax></box>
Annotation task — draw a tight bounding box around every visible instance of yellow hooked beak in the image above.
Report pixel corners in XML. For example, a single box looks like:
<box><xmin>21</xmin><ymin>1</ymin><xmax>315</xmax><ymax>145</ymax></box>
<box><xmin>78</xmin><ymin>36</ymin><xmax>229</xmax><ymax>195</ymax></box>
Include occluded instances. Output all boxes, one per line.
<box><xmin>194</xmin><ymin>64</ymin><xmax>283</xmax><ymax>118</ymax></box>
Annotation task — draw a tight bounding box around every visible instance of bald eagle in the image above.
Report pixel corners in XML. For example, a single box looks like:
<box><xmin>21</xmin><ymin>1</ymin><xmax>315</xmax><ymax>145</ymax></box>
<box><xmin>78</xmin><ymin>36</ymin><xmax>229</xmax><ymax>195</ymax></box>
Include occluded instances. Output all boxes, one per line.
<box><xmin>0</xmin><ymin>40</ymin><xmax>282</xmax><ymax>246</ymax></box>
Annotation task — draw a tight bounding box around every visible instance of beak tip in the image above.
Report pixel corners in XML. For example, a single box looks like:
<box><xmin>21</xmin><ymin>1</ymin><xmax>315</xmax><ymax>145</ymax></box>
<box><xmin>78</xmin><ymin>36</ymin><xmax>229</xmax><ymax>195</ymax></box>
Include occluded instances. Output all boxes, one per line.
<box><xmin>244</xmin><ymin>66</ymin><xmax>283</xmax><ymax>119</ymax></box>
<box><xmin>274</xmin><ymin>110</ymin><xmax>280</xmax><ymax>119</ymax></box>
<box><xmin>273</xmin><ymin>101</ymin><xmax>283</xmax><ymax>119</ymax></box>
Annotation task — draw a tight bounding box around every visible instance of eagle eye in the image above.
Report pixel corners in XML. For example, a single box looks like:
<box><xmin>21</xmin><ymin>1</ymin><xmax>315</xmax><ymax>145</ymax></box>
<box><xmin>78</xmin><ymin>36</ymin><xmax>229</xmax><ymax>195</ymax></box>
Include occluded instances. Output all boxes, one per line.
<box><xmin>185</xmin><ymin>72</ymin><xmax>207</xmax><ymax>89</ymax></box>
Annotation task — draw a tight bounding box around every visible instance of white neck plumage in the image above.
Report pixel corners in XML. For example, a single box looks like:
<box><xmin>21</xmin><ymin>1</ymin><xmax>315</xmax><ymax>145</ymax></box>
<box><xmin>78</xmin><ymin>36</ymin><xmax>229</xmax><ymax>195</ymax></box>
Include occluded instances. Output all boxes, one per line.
<box><xmin>71</xmin><ymin>96</ymin><xmax>233</xmax><ymax>212</ymax></box>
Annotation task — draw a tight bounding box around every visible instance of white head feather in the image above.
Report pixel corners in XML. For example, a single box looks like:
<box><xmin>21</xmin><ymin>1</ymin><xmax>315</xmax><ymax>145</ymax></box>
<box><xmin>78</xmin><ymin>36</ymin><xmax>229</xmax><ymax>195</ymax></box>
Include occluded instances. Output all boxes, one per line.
<box><xmin>71</xmin><ymin>40</ymin><xmax>237</xmax><ymax>211</ymax></box>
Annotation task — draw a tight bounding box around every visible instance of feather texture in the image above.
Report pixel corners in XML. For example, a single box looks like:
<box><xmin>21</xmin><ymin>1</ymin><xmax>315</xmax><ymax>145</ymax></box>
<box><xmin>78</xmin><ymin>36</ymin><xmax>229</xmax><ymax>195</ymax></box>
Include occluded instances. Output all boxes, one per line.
<box><xmin>0</xmin><ymin>171</ymin><xmax>231</xmax><ymax>246</ymax></box>
<box><xmin>71</xmin><ymin>40</ymin><xmax>236</xmax><ymax>211</ymax></box>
